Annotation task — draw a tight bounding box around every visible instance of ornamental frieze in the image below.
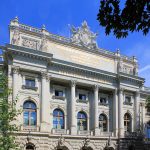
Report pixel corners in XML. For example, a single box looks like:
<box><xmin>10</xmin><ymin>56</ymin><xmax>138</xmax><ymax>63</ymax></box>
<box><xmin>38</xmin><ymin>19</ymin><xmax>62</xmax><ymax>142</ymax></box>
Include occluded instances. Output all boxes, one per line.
<box><xmin>50</xmin><ymin>63</ymin><xmax>116</xmax><ymax>85</ymax></box>
<box><xmin>22</xmin><ymin>36</ymin><xmax>40</xmax><ymax>50</ymax></box>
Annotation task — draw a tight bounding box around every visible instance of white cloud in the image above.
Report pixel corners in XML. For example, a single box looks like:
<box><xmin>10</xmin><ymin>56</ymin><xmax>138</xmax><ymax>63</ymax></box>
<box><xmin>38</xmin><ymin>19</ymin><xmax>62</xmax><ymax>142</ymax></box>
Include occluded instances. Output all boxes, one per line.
<box><xmin>139</xmin><ymin>65</ymin><xmax>150</xmax><ymax>73</ymax></box>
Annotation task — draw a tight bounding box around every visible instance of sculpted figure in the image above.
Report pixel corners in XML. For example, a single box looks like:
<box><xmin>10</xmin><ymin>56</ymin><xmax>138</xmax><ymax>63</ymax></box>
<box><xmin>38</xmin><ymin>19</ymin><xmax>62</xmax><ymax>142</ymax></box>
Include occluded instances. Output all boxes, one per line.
<box><xmin>11</xmin><ymin>30</ymin><xmax>20</xmax><ymax>45</ymax></box>
<box><xmin>58</xmin><ymin>134</ymin><xmax>65</xmax><ymax>147</ymax></box>
<box><xmin>70</xmin><ymin>25</ymin><xmax>80</xmax><ymax>43</ymax></box>
<box><xmin>40</xmin><ymin>36</ymin><xmax>48</xmax><ymax>51</ymax></box>
<box><xmin>70</xmin><ymin>21</ymin><xmax>98</xmax><ymax>49</ymax></box>
<box><xmin>117</xmin><ymin>59</ymin><xmax>123</xmax><ymax>72</ymax></box>
<box><xmin>133</xmin><ymin>65</ymin><xmax>138</xmax><ymax>75</ymax></box>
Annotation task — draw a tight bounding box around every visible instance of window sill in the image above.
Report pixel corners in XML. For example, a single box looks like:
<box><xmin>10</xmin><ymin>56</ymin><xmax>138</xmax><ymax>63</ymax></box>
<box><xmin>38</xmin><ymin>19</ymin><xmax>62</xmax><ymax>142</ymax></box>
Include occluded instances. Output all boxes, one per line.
<box><xmin>76</xmin><ymin>99</ymin><xmax>88</xmax><ymax>104</ymax></box>
<box><xmin>22</xmin><ymin>126</ymin><xmax>39</xmax><ymax>132</ymax></box>
<box><xmin>52</xmin><ymin>95</ymin><xmax>65</xmax><ymax>100</ymax></box>
<box><xmin>123</xmin><ymin>102</ymin><xmax>133</xmax><ymax>106</ymax></box>
<box><xmin>98</xmin><ymin>102</ymin><xmax>108</xmax><ymax>106</ymax></box>
<box><xmin>51</xmin><ymin>128</ymin><xmax>69</xmax><ymax>134</ymax></box>
<box><xmin>77</xmin><ymin>130</ymin><xmax>91</xmax><ymax>135</ymax></box>
<box><xmin>22</xmin><ymin>85</ymin><xmax>38</xmax><ymax>91</ymax></box>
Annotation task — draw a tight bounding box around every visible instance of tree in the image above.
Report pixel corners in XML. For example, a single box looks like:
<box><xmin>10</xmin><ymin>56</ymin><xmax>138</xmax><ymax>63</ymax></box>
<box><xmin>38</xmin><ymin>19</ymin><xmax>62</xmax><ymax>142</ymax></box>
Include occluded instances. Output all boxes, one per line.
<box><xmin>97</xmin><ymin>0</ymin><xmax>150</xmax><ymax>38</ymax></box>
<box><xmin>146</xmin><ymin>95</ymin><xmax>150</xmax><ymax>113</ymax></box>
<box><xmin>0</xmin><ymin>71</ymin><xmax>21</xmax><ymax>150</ymax></box>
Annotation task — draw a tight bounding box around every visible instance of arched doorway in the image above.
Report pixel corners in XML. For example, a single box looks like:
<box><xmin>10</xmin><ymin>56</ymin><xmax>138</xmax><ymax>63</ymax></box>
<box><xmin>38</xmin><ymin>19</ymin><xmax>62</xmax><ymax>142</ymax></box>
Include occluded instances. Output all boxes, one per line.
<box><xmin>82</xmin><ymin>147</ymin><xmax>93</xmax><ymax>150</ymax></box>
<box><xmin>26</xmin><ymin>144</ymin><xmax>35</xmax><ymax>150</ymax></box>
<box><xmin>57</xmin><ymin>146</ymin><xmax>69</xmax><ymax>150</ymax></box>
<box><xmin>128</xmin><ymin>145</ymin><xmax>135</xmax><ymax>150</ymax></box>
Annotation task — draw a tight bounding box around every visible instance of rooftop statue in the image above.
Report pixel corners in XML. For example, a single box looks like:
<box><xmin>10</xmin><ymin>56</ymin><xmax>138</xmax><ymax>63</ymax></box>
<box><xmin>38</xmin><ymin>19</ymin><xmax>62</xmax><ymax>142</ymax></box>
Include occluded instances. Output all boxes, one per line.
<box><xmin>70</xmin><ymin>21</ymin><xmax>98</xmax><ymax>49</ymax></box>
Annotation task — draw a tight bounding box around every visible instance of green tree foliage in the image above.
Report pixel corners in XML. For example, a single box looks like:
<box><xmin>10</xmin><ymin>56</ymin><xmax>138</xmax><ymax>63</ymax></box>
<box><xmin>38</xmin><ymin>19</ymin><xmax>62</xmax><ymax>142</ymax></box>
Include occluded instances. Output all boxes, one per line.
<box><xmin>97</xmin><ymin>0</ymin><xmax>150</xmax><ymax>38</ymax></box>
<box><xmin>0</xmin><ymin>71</ymin><xmax>21</xmax><ymax>150</ymax></box>
<box><xmin>146</xmin><ymin>95</ymin><xmax>150</xmax><ymax>112</ymax></box>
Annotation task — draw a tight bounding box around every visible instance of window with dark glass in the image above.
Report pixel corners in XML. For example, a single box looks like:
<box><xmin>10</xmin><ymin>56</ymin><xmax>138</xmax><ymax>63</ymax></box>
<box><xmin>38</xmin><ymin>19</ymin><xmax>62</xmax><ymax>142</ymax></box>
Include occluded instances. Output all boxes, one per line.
<box><xmin>79</xmin><ymin>94</ymin><xmax>86</xmax><ymax>101</ymax></box>
<box><xmin>53</xmin><ymin>109</ymin><xmax>64</xmax><ymax>129</ymax></box>
<box><xmin>99</xmin><ymin>114</ymin><xmax>107</xmax><ymax>132</ymax></box>
<box><xmin>55</xmin><ymin>90</ymin><xmax>63</xmax><ymax>97</ymax></box>
<box><xmin>77</xmin><ymin>111</ymin><xmax>87</xmax><ymax>130</ymax></box>
<box><xmin>124</xmin><ymin>113</ymin><xmax>131</xmax><ymax>133</ymax></box>
<box><xmin>99</xmin><ymin>97</ymin><xmax>107</xmax><ymax>104</ymax></box>
<box><xmin>23</xmin><ymin>101</ymin><xmax>37</xmax><ymax>126</ymax></box>
<box><xmin>25</xmin><ymin>78</ymin><xmax>35</xmax><ymax>87</ymax></box>
<box><xmin>125</xmin><ymin>96</ymin><xmax>131</xmax><ymax>103</ymax></box>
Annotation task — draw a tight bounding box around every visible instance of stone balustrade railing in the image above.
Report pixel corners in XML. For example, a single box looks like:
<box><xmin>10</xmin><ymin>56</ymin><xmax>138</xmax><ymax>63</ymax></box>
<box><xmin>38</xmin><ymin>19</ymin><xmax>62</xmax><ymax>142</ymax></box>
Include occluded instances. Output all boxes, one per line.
<box><xmin>51</xmin><ymin>129</ymin><xmax>69</xmax><ymax>135</ymax></box>
<box><xmin>12</xmin><ymin>22</ymin><xmax>134</xmax><ymax>63</ymax></box>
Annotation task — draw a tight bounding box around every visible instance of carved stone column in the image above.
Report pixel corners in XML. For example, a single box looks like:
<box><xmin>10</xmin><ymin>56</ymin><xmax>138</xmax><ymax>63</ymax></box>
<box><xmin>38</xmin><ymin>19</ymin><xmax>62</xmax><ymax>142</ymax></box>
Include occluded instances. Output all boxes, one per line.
<box><xmin>134</xmin><ymin>91</ymin><xmax>140</xmax><ymax>131</ymax></box>
<box><xmin>113</xmin><ymin>88</ymin><xmax>118</xmax><ymax>137</ymax></box>
<box><xmin>93</xmin><ymin>85</ymin><xmax>100</xmax><ymax>135</ymax></box>
<box><xmin>70</xmin><ymin>80</ymin><xmax>77</xmax><ymax>135</ymax></box>
<box><xmin>12</xmin><ymin>66</ymin><xmax>20</xmax><ymax>101</ymax></box>
<box><xmin>118</xmin><ymin>88</ymin><xmax>124</xmax><ymax>137</ymax></box>
<box><xmin>40</xmin><ymin>71</ymin><xmax>51</xmax><ymax>132</ymax></box>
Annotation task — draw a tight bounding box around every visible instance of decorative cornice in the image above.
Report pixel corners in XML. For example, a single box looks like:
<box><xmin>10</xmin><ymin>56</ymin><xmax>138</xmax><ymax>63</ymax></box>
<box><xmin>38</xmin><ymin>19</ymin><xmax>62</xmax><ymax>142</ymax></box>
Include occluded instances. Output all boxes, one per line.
<box><xmin>93</xmin><ymin>84</ymin><xmax>99</xmax><ymax>91</ymax></box>
<box><xmin>70</xmin><ymin>80</ymin><xmax>76</xmax><ymax>87</ymax></box>
<box><xmin>5</xmin><ymin>44</ymin><xmax>53</xmax><ymax>62</ymax></box>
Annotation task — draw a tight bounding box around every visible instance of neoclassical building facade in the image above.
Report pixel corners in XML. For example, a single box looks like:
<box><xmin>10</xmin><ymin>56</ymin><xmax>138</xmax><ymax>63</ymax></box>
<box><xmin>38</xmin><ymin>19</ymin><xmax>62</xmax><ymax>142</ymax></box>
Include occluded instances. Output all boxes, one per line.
<box><xmin>1</xmin><ymin>17</ymin><xmax>150</xmax><ymax>150</ymax></box>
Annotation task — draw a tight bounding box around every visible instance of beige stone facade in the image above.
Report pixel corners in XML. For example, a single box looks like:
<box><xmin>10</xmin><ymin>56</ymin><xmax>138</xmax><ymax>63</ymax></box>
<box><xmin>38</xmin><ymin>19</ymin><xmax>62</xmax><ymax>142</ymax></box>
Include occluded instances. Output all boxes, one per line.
<box><xmin>1</xmin><ymin>17</ymin><xmax>150</xmax><ymax>150</ymax></box>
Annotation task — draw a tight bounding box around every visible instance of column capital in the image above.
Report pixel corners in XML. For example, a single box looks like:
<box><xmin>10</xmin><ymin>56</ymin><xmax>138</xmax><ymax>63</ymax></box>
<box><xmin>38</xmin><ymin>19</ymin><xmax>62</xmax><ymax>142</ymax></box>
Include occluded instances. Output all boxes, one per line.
<box><xmin>41</xmin><ymin>71</ymin><xmax>50</xmax><ymax>81</ymax></box>
<box><xmin>135</xmin><ymin>90</ymin><xmax>140</xmax><ymax>96</ymax></box>
<box><xmin>70</xmin><ymin>80</ymin><xmax>76</xmax><ymax>87</ymax></box>
<box><xmin>93</xmin><ymin>84</ymin><xmax>99</xmax><ymax>91</ymax></box>
<box><xmin>12</xmin><ymin>66</ymin><xmax>20</xmax><ymax>74</ymax></box>
<box><xmin>118</xmin><ymin>87</ymin><xmax>124</xmax><ymax>93</ymax></box>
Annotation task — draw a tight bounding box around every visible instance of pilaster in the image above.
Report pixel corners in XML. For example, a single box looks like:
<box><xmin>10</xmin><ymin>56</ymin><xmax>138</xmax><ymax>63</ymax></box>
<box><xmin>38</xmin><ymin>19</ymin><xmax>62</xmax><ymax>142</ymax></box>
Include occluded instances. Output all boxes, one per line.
<box><xmin>12</xmin><ymin>66</ymin><xmax>20</xmax><ymax>101</ymax></box>
<box><xmin>118</xmin><ymin>88</ymin><xmax>124</xmax><ymax>137</ymax></box>
<box><xmin>113</xmin><ymin>88</ymin><xmax>118</xmax><ymax>137</ymax></box>
<box><xmin>70</xmin><ymin>80</ymin><xmax>77</xmax><ymax>135</ymax></box>
<box><xmin>40</xmin><ymin>71</ymin><xmax>51</xmax><ymax>132</ymax></box>
<box><xmin>134</xmin><ymin>91</ymin><xmax>140</xmax><ymax>131</ymax></box>
<box><xmin>93</xmin><ymin>84</ymin><xmax>100</xmax><ymax>135</ymax></box>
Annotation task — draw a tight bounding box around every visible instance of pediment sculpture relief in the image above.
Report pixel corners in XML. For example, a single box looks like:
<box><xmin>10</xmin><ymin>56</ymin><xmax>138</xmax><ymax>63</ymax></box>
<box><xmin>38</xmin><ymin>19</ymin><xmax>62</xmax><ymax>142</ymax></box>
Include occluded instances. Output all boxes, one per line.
<box><xmin>70</xmin><ymin>21</ymin><xmax>98</xmax><ymax>49</ymax></box>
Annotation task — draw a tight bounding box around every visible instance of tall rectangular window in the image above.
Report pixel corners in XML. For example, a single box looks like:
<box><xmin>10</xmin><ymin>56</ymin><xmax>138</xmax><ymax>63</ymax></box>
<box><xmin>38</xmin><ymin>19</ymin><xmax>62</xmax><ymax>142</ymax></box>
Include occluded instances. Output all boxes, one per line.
<box><xmin>55</xmin><ymin>90</ymin><xmax>63</xmax><ymax>97</ymax></box>
<box><xmin>25</xmin><ymin>79</ymin><xmax>35</xmax><ymax>87</ymax></box>
<box><xmin>79</xmin><ymin>94</ymin><xmax>86</xmax><ymax>101</ymax></box>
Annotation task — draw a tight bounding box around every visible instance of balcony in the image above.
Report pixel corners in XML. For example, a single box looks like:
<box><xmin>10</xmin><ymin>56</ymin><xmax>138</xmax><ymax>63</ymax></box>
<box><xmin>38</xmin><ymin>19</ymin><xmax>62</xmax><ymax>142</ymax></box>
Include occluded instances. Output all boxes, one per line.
<box><xmin>52</xmin><ymin>95</ymin><xmax>65</xmax><ymax>100</ymax></box>
<box><xmin>77</xmin><ymin>130</ymin><xmax>91</xmax><ymax>135</ymax></box>
<box><xmin>76</xmin><ymin>99</ymin><xmax>88</xmax><ymax>104</ymax></box>
<box><xmin>22</xmin><ymin>126</ymin><xmax>40</xmax><ymax>132</ymax></box>
<box><xmin>51</xmin><ymin>129</ymin><xmax>69</xmax><ymax>135</ymax></box>
<box><xmin>99</xmin><ymin>132</ymin><xmax>114</xmax><ymax>137</ymax></box>
<box><xmin>123</xmin><ymin>101</ymin><xmax>133</xmax><ymax>106</ymax></box>
<box><xmin>22</xmin><ymin>85</ymin><xmax>38</xmax><ymax>91</ymax></box>
<box><xmin>98</xmin><ymin>102</ymin><xmax>109</xmax><ymax>106</ymax></box>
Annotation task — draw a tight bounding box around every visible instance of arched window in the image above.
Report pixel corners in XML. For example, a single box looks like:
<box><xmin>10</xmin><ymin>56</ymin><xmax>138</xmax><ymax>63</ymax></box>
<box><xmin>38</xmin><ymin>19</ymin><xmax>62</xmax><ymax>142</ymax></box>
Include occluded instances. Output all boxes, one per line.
<box><xmin>23</xmin><ymin>101</ymin><xmax>37</xmax><ymax>126</ymax></box>
<box><xmin>99</xmin><ymin>114</ymin><xmax>107</xmax><ymax>132</ymax></box>
<box><xmin>124</xmin><ymin>113</ymin><xmax>132</xmax><ymax>133</ymax></box>
<box><xmin>53</xmin><ymin>109</ymin><xmax>64</xmax><ymax>129</ymax></box>
<box><xmin>26</xmin><ymin>144</ymin><xmax>35</xmax><ymax>150</ymax></box>
<box><xmin>77</xmin><ymin>111</ymin><xmax>87</xmax><ymax>130</ymax></box>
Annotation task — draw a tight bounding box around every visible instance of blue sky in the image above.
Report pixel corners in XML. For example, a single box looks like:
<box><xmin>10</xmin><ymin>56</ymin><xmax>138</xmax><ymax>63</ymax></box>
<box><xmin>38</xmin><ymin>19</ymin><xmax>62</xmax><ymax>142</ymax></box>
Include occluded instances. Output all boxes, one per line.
<box><xmin>0</xmin><ymin>0</ymin><xmax>150</xmax><ymax>86</ymax></box>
